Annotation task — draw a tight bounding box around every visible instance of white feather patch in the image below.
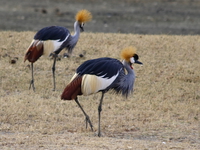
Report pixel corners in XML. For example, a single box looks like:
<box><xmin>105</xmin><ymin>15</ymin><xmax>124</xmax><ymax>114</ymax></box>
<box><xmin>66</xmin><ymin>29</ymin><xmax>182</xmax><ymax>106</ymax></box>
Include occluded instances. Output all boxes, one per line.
<box><xmin>53</xmin><ymin>34</ymin><xmax>69</xmax><ymax>51</ymax></box>
<box><xmin>43</xmin><ymin>35</ymin><xmax>69</xmax><ymax>56</ymax></box>
<box><xmin>130</xmin><ymin>57</ymin><xmax>135</xmax><ymax>63</ymax></box>
<box><xmin>43</xmin><ymin>40</ymin><xmax>54</xmax><ymax>56</ymax></box>
<box><xmin>81</xmin><ymin>73</ymin><xmax>119</xmax><ymax>96</ymax></box>
<box><xmin>25</xmin><ymin>40</ymin><xmax>43</xmax><ymax>53</ymax></box>
<box><xmin>70</xmin><ymin>73</ymin><xmax>78</xmax><ymax>83</ymax></box>
<box><xmin>25</xmin><ymin>40</ymin><xmax>35</xmax><ymax>53</ymax></box>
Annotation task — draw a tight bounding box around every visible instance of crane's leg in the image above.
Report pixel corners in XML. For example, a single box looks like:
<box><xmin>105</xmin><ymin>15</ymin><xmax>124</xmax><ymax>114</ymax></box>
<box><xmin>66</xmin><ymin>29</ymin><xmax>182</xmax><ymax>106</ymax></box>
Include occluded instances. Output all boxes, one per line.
<box><xmin>52</xmin><ymin>55</ymin><xmax>57</xmax><ymax>91</ymax></box>
<box><xmin>29</xmin><ymin>63</ymin><xmax>35</xmax><ymax>92</ymax></box>
<box><xmin>74</xmin><ymin>98</ymin><xmax>93</xmax><ymax>131</ymax></box>
<box><xmin>98</xmin><ymin>92</ymin><xmax>105</xmax><ymax>137</ymax></box>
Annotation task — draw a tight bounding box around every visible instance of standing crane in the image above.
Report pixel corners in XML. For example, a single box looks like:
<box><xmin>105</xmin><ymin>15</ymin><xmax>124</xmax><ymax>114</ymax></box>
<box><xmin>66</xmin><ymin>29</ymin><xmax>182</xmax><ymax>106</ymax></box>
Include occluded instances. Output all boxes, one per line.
<box><xmin>24</xmin><ymin>10</ymin><xmax>92</xmax><ymax>91</ymax></box>
<box><xmin>61</xmin><ymin>46</ymin><xmax>143</xmax><ymax>137</ymax></box>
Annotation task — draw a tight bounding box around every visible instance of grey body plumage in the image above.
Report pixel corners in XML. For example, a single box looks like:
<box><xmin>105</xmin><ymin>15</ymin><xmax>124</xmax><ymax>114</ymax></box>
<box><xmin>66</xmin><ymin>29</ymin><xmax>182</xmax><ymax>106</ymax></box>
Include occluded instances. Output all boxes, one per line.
<box><xmin>113</xmin><ymin>60</ymin><xmax>135</xmax><ymax>97</ymax></box>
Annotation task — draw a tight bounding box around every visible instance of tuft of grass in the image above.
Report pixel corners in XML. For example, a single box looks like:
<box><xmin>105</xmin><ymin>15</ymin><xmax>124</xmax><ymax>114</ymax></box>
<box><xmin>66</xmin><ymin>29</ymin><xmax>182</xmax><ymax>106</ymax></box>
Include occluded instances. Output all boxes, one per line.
<box><xmin>0</xmin><ymin>31</ymin><xmax>199</xmax><ymax>149</ymax></box>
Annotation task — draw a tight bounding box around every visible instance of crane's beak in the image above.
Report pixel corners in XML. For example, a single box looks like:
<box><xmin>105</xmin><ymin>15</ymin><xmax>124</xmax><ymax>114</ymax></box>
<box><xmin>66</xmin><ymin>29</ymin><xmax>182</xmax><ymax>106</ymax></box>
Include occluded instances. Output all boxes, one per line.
<box><xmin>135</xmin><ymin>60</ymin><xmax>143</xmax><ymax>65</ymax></box>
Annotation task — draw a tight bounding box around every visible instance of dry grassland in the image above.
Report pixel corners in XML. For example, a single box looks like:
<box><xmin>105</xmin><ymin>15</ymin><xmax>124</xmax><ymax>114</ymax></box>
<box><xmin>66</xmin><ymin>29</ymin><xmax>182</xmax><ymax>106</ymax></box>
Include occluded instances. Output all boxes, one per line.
<box><xmin>0</xmin><ymin>31</ymin><xmax>200</xmax><ymax>149</ymax></box>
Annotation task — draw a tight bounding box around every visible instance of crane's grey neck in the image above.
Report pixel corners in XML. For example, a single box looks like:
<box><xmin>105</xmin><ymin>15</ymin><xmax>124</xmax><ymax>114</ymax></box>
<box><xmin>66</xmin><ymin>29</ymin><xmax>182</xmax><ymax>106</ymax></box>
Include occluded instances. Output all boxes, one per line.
<box><xmin>66</xmin><ymin>21</ymin><xmax>80</xmax><ymax>53</ymax></box>
<box><xmin>122</xmin><ymin>60</ymin><xmax>134</xmax><ymax>75</ymax></box>
<box><xmin>72</xmin><ymin>21</ymin><xmax>81</xmax><ymax>40</ymax></box>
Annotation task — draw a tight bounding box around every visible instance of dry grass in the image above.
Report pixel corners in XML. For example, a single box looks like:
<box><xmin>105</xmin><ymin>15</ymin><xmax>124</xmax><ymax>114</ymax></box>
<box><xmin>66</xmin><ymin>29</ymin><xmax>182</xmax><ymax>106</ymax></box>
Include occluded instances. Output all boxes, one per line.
<box><xmin>0</xmin><ymin>31</ymin><xmax>199</xmax><ymax>149</ymax></box>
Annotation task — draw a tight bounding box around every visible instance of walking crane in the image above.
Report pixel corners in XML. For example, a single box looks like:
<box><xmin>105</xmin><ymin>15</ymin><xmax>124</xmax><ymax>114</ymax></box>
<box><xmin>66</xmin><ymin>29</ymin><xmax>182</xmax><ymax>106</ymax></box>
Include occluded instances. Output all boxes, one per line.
<box><xmin>61</xmin><ymin>46</ymin><xmax>143</xmax><ymax>136</ymax></box>
<box><xmin>24</xmin><ymin>10</ymin><xmax>92</xmax><ymax>91</ymax></box>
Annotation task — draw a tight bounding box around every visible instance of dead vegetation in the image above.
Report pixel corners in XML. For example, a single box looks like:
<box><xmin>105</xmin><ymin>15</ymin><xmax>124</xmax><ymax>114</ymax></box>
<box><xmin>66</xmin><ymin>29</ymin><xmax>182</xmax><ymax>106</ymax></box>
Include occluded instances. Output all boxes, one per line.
<box><xmin>0</xmin><ymin>31</ymin><xmax>199</xmax><ymax>149</ymax></box>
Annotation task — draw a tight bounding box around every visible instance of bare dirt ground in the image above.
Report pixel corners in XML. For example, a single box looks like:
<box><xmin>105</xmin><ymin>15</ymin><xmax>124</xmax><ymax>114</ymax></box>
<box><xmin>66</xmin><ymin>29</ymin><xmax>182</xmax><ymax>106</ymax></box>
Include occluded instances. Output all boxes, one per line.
<box><xmin>0</xmin><ymin>31</ymin><xmax>200</xmax><ymax>149</ymax></box>
<box><xmin>0</xmin><ymin>0</ymin><xmax>200</xmax><ymax>149</ymax></box>
<box><xmin>1</xmin><ymin>0</ymin><xmax>200</xmax><ymax>34</ymax></box>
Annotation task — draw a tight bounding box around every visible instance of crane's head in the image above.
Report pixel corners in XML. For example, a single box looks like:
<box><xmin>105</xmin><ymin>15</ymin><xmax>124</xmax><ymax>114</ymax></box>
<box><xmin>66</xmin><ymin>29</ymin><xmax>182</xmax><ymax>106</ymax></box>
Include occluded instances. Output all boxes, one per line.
<box><xmin>75</xmin><ymin>10</ymin><xmax>92</xmax><ymax>31</ymax></box>
<box><xmin>121</xmin><ymin>46</ymin><xmax>143</xmax><ymax>68</ymax></box>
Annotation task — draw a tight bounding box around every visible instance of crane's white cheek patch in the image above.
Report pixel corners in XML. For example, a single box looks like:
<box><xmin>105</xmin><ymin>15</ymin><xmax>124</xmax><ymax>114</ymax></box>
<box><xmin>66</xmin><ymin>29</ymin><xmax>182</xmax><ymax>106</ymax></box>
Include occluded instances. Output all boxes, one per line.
<box><xmin>130</xmin><ymin>57</ymin><xmax>135</xmax><ymax>63</ymax></box>
<box><xmin>81</xmin><ymin>73</ymin><xmax>118</xmax><ymax>95</ymax></box>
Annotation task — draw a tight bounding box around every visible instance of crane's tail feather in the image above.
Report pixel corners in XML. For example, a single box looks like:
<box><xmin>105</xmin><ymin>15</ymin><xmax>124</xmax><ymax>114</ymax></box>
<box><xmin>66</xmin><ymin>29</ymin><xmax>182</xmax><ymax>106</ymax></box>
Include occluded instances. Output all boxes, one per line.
<box><xmin>61</xmin><ymin>75</ymin><xmax>82</xmax><ymax>100</ymax></box>
<box><xmin>24</xmin><ymin>40</ymin><xmax>44</xmax><ymax>63</ymax></box>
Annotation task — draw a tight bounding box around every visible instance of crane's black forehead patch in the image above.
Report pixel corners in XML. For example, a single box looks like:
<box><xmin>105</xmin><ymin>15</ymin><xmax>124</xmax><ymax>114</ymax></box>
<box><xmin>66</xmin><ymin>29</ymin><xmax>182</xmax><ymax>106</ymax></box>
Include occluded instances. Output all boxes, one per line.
<box><xmin>133</xmin><ymin>54</ymin><xmax>139</xmax><ymax>60</ymax></box>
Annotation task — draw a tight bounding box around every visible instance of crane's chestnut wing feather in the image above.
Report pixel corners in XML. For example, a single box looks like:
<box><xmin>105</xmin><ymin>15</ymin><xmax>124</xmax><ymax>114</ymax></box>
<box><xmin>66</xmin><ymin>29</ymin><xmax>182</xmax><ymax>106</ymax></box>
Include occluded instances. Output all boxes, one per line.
<box><xmin>76</xmin><ymin>57</ymin><xmax>124</xmax><ymax>78</ymax></box>
<box><xmin>61</xmin><ymin>75</ymin><xmax>82</xmax><ymax>100</ymax></box>
<box><xmin>34</xmin><ymin>26</ymin><xmax>70</xmax><ymax>42</ymax></box>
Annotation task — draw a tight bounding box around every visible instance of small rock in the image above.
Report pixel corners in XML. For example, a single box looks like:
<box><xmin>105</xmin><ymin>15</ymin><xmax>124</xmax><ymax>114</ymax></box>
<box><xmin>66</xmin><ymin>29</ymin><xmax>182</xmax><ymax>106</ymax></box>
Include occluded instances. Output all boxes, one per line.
<box><xmin>10</xmin><ymin>59</ymin><xmax>16</xmax><ymax>64</ymax></box>
<box><xmin>41</xmin><ymin>9</ymin><xmax>47</xmax><ymax>14</ymax></box>
<box><xmin>10</xmin><ymin>57</ymin><xmax>18</xmax><ymax>64</ymax></box>
<box><xmin>79</xmin><ymin>54</ymin><xmax>84</xmax><ymax>58</ymax></box>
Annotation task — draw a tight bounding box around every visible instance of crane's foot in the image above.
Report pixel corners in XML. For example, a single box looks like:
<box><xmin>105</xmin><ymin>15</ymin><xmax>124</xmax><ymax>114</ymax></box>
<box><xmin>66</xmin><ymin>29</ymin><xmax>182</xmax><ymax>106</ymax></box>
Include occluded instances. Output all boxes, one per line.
<box><xmin>93</xmin><ymin>131</ymin><xmax>104</xmax><ymax>137</ymax></box>
<box><xmin>29</xmin><ymin>79</ymin><xmax>35</xmax><ymax>92</ymax></box>
<box><xmin>85</xmin><ymin>115</ymin><xmax>93</xmax><ymax>131</ymax></box>
<box><xmin>49</xmin><ymin>52</ymin><xmax>56</xmax><ymax>58</ymax></box>
<box><xmin>98</xmin><ymin>132</ymin><xmax>101</xmax><ymax>137</ymax></box>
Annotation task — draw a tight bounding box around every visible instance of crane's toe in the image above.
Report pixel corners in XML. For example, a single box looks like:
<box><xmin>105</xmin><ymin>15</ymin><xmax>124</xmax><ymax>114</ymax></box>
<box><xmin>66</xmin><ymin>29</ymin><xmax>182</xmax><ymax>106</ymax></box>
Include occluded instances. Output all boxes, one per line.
<box><xmin>29</xmin><ymin>79</ymin><xmax>35</xmax><ymax>92</ymax></box>
<box><xmin>85</xmin><ymin>115</ymin><xmax>93</xmax><ymax>131</ymax></box>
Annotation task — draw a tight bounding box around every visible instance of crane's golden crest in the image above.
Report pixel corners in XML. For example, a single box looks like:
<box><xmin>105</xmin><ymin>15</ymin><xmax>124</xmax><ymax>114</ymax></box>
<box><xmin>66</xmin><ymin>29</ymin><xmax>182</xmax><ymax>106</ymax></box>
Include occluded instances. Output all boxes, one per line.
<box><xmin>76</xmin><ymin>10</ymin><xmax>92</xmax><ymax>23</ymax></box>
<box><xmin>121</xmin><ymin>46</ymin><xmax>137</xmax><ymax>61</ymax></box>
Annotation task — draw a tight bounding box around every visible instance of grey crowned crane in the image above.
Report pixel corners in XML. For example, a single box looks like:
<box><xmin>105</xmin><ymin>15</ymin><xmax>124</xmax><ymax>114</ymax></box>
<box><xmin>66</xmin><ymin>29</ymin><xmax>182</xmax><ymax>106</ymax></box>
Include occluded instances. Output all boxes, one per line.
<box><xmin>24</xmin><ymin>10</ymin><xmax>92</xmax><ymax>91</ymax></box>
<box><xmin>61</xmin><ymin>46</ymin><xmax>143</xmax><ymax>137</ymax></box>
